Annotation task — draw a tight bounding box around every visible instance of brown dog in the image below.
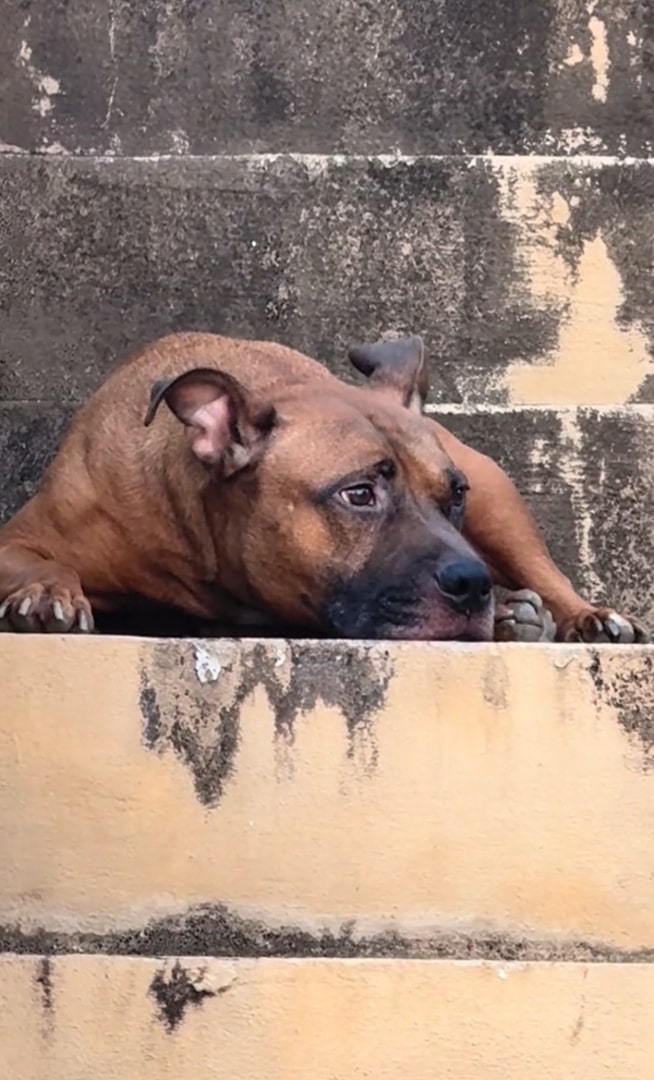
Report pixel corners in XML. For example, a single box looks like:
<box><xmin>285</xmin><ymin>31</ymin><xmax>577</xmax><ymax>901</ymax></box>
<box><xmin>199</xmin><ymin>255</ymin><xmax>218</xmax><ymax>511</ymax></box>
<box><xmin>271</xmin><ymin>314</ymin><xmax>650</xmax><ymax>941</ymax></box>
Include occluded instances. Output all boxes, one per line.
<box><xmin>0</xmin><ymin>332</ymin><xmax>647</xmax><ymax>643</ymax></box>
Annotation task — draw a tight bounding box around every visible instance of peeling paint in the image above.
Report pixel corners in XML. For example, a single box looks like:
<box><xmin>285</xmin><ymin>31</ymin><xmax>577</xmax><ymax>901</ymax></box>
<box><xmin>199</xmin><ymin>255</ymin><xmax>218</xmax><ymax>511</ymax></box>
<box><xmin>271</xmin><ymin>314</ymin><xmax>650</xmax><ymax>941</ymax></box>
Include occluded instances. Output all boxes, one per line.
<box><xmin>497</xmin><ymin>164</ymin><xmax>653</xmax><ymax>405</ymax></box>
<box><xmin>16</xmin><ymin>39</ymin><xmax>61</xmax><ymax>118</ymax></box>
<box><xmin>588</xmin><ymin>14</ymin><xmax>610</xmax><ymax>104</ymax></box>
<box><xmin>563</xmin><ymin>43</ymin><xmax>584</xmax><ymax>67</ymax></box>
<box><xmin>103</xmin><ymin>0</ymin><xmax>119</xmax><ymax>129</ymax></box>
<box><xmin>139</xmin><ymin>640</ymin><xmax>391</xmax><ymax>804</ymax></box>
<box><xmin>4</xmin><ymin>148</ymin><xmax>654</xmax><ymax>166</ymax></box>
<box><xmin>193</xmin><ymin>643</ymin><xmax>222</xmax><ymax>684</ymax></box>
<box><xmin>557</xmin><ymin>410</ymin><xmax>604</xmax><ymax>598</ymax></box>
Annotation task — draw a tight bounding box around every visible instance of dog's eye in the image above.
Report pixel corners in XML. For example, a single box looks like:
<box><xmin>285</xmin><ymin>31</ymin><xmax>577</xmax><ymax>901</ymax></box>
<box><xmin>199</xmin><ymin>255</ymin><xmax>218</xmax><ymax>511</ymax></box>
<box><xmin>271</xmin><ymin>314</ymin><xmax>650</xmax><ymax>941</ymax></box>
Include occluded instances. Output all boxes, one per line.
<box><xmin>451</xmin><ymin>483</ymin><xmax>467</xmax><ymax>508</ymax></box>
<box><xmin>443</xmin><ymin>481</ymin><xmax>468</xmax><ymax>520</ymax></box>
<box><xmin>341</xmin><ymin>484</ymin><xmax>377</xmax><ymax>508</ymax></box>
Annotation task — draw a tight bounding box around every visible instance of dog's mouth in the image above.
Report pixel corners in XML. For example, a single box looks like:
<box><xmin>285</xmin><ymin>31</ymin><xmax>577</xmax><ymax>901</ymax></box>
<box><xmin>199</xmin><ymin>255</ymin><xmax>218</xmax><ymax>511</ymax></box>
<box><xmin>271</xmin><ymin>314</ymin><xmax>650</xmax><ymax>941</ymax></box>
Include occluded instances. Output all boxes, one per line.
<box><xmin>223</xmin><ymin>569</ymin><xmax>496</xmax><ymax>643</ymax></box>
<box><xmin>378</xmin><ymin>607</ymin><xmax>495</xmax><ymax>642</ymax></box>
<box><xmin>324</xmin><ymin>581</ymin><xmax>495</xmax><ymax>643</ymax></box>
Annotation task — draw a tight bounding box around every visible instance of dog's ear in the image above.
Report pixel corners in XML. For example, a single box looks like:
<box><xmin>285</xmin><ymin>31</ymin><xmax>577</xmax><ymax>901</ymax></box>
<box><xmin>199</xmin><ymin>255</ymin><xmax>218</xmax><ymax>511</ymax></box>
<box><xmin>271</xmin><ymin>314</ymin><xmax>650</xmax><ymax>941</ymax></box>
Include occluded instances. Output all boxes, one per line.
<box><xmin>348</xmin><ymin>335</ymin><xmax>428</xmax><ymax>413</ymax></box>
<box><xmin>144</xmin><ymin>367</ymin><xmax>276</xmax><ymax>476</ymax></box>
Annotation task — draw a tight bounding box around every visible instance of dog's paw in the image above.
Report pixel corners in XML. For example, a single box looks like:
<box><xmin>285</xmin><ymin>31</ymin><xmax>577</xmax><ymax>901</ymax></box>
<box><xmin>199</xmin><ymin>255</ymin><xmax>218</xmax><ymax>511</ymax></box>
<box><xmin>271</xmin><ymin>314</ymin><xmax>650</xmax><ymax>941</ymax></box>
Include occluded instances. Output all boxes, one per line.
<box><xmin>560</xmin><ymin>607</ymin><xmax>649</xmax><ymax>645</ymax></box>
<box><xmin>0</xmin><ymin>583</ymin><xmax>94</xmax><ymax>633</ymax></box>
<box><xmin>493</xmin><ymin>587</ymin><xmax>556</xmax><ymax>643</ymax></box>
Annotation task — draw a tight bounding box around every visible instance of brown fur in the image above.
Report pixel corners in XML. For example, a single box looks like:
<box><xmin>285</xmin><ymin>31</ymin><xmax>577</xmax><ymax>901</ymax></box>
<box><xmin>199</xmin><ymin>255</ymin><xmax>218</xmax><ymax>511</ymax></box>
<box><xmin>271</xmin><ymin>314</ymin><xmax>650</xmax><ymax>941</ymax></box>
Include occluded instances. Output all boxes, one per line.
<box><xmin>0</xmin><ymin>332</ymin><xmax>647</xmax><ymax>643</ymax></box>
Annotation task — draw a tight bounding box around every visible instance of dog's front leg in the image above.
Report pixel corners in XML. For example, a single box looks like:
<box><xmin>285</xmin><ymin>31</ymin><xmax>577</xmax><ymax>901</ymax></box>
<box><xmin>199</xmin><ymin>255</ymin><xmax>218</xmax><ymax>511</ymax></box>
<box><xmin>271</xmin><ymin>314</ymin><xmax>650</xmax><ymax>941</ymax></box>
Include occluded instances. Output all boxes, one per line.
<box><xmin>0</xmin><ymin>540</ymin><xmax>94</xmax><ymax>633</ymax></box>
<box><xmin>431</xmin><ymin>422</ymin><xmax>649</xmax><ymax>644</ymax></box>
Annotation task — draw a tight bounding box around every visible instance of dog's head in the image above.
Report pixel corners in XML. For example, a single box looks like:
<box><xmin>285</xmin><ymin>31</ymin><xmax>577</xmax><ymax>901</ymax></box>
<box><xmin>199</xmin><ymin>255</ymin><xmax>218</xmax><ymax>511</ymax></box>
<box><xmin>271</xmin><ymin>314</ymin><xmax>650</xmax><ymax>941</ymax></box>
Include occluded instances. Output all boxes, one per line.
<box><xmin>144</xmin><ymin>336</ymin><xmax>494</xmax><ymax>641</ymax></box>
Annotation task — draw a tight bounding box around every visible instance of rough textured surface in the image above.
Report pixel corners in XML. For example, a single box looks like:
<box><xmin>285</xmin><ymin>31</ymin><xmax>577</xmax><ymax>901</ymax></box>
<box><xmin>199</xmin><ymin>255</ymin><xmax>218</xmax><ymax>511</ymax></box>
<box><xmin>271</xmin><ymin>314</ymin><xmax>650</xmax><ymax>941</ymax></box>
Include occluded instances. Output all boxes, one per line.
<box><xmin>140</xmin><ymin>639</ymin><xmax>393</xmax><ymax>805</ymax></box>
<box><xmin>3</xmin><ymin>957</ymin><xmax>654</xmax><ymax>1079</ymax></box>
<box><xmin>3</xmin><ymin>901</ymin><xmax>654</xmax><ymax>962</ymax></box>
<box><xmin>2</xmin><ymin>402</ymin><xmax>652</xmax><ymax>624</ymax></box>
<box><xmin>2</xmin><ymin>636</ymin><xmax>654</xmax><ymax>951</ymax></box>
<box><xmin>1</xmin><ymin>0</ymin><xmax>653</xmax><ymax>156</ymax></box>
<box><xmin>2</xmin><ymin>154</ymin><xmax>654</xmax><ymax>407</ymax></box>
<box><xmin>0</xmin><ymin>404</ymin><xmax>74</xmax><ymax>522</ymax></box>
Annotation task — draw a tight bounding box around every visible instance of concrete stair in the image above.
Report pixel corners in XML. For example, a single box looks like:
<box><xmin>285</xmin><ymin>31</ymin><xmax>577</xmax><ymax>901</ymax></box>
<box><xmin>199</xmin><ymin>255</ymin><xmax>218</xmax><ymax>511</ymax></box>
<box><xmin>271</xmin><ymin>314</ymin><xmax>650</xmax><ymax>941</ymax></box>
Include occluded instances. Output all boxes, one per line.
<box><xmin>2</xmin><ymin>0</ymin><xmax>654</xmax><ymax>1076</ymax></box>
<box><xmin>3</xmin><ymin>635</ymin><xmax>654</xmax><ymax>1077</ymax></box>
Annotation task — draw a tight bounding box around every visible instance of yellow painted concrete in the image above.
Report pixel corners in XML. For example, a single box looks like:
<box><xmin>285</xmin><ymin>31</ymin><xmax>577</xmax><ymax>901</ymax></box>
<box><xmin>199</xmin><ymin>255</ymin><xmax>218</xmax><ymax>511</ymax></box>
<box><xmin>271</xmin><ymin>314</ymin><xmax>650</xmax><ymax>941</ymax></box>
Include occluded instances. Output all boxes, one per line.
<box><xmin>495</xmin><ymin>160</ymin><xmax>653</xmax><ymax>405</ymax></box>
<box><xmin>1</xmin><ymin>956</ymin><xmax>653</xmax><ymax>1080</ymax></box>
<box><xmin>1</xmin><ymin>636</ymin><xmax>654</xmax><ymax>947</ymax></box>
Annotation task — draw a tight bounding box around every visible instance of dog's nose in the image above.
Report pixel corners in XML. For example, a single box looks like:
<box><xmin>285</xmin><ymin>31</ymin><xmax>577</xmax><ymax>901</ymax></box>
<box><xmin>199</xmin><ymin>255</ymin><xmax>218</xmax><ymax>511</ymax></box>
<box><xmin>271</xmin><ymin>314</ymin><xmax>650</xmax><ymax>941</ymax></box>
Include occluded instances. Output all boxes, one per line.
<box><xmin>435</xmin><ymin>557</ymin><xmax>492</xmax><ymax>614</ymax></box>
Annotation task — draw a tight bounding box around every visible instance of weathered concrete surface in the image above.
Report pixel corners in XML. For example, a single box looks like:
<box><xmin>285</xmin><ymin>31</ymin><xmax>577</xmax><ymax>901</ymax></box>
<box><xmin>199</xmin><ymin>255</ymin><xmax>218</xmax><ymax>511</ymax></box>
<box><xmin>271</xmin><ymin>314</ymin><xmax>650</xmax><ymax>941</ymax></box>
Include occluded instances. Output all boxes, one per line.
<box><xmin>2</xmin><ymin>154</ymin><xmax>654</xmax><ymax>406</ymax></box>
<box><xmin>1</xmin><ymin>957</ymin><xmax>654</xmax><ymax>1080</ymax></box>
<box><xmin>1</xmin><ymin>0</ymin><xmax>653</xmax><ymax>156</ymax></box>
<box><xmin>2</xmin><ymin>636</ymin><xmax>654</xmax><ymax>954</ymax></box>
<box><xmin>2</xmin><ymin>403</ymin><xmax>652</xmax><ymax>625</ymax></box>
<box><xmin>0</xmin><ymin>403</ymin><xmax>73</xmax><ymax>522</ymax></box>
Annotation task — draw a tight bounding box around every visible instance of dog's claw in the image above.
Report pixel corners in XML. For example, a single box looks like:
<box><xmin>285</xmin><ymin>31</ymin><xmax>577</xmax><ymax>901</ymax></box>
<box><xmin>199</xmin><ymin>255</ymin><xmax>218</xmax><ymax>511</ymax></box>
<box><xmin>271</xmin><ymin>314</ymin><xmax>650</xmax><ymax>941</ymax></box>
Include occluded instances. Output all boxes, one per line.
<box><xmin>0</xmin><ymin>584</ymin><xmax>93</xmax><ymax>634</ymax></box>
<box><xmin>562</xmin><ymin>607</ymin><xmax>649</xmax><ymax>645</ymax></box>
<box><xmin>605</xmin><ymin>613</ymin><xmax>633</xmax><ymax>643</ymax></box>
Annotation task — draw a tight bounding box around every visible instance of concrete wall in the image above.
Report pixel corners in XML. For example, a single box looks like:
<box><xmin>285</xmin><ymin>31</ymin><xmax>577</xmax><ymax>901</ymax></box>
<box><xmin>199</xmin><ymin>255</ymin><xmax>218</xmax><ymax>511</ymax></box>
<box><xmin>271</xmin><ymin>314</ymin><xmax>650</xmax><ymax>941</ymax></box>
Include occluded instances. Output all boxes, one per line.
<box><xmin>2</xmin><ymin>636</ymin><xmax>654</xmax><ymax>1076</ymax></box>
<box><xmin>1</xmin><ymin>0</ymin><xmax>652</xmax><ymax>156</ymax></box>
<box><xmin>2</xmin><ymin>957</ymin><xmax>654</xmax><ymax>1079</ymax></box>
<box><xmin>2</xmin><ymin>3</ymin><xmax>654</xmax><ymax>1075</ymax></box>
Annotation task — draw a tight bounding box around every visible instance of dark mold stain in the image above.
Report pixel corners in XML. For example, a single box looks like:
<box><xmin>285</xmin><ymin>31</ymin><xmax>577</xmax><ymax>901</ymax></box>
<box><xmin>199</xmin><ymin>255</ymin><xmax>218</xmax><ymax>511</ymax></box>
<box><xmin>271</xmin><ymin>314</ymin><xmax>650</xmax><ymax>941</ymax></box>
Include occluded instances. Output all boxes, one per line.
<box><xmin>3</xmin><ymin>903</ymin><xmax>654</xmax><ymax>963</ymax></box>
<box><xmin>587</xmin><ymin>649</ymin><xmax>654</xmax><ymax>768</ymax></box>
<box><xmin>264</xmin><ymin>642</ymin><xmax>392</xmax><ymax>749</ymax></box>
<box><xmin>3</xmin><ymin>0</ymin><xmax>654</xmax><ymax>157</ymax></box>
<box><xmin>35</xmin><ymin>956</ymin><xmax>54</xmax><ymax>1012</ymax></box>
<box><xmin>532</xmin><ymin>163</ymin><xmax>654</xmax><ymax>406</ymax></box>
<box><xmin>366</xmin><ymin>159</ymin><xmax>452</xmax><ymax>200</ymax></box>
<box><xmin>139</xmin><ymin>641</ymin><xmax>392</xmax><ymax>806</ymax></box>
<box><xmin>168</xmin><ymin>693</ymin><xmax>240</xmax><ymax>808</ymax></box>
<box><xmin>149</xmin><ymin>960</ymin><xmax>223</xmax><ymax>1033</ymax></box>
<box><xmin>139</xmin><ymin>672</ymin><xmax>162</xmax><ymax>749</ymax></box>
<box><xmin>442</xmin><ymin>161</ymin><xmax>563</xmax><ymax>406</ymax></box>
<box><xmin>388</xmin><ymin>0</ymin><xmax>556</xmax><ymax>153</ymax></box>
<box><xmin>572</xmin><ymin>408</ymin><xmax>654</xmax><ymax>629</ymax></box>
<box><xmin>140</xmin><ymin>652</ymin><xmax>240</xmax><ymax>808</ymax></box>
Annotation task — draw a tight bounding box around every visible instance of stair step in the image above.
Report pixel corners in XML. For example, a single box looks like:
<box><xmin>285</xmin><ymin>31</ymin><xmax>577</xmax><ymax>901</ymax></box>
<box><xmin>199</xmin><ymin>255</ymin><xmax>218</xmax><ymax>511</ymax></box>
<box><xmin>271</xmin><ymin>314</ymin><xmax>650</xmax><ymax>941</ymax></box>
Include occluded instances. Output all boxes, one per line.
<box><xmin>2</xmin><ymin>403</ymin><xmax>652</xmax><ymax>623</ymax></box>
<box><xmin>1</xmin><ymin>1</ymin><xmax>652</xmax><ymax>157</ymax></box>
<box><xmin>1</xmin><ymin>955</ymin><xmax>652</xmax><ymax>1078</ymax></box>
<box><xmin>1</xmin><ymin>153</ymin><xmax>654</xmax><ymax>406</ymax></box>
<box><xmin>2</xmin><ymin>636</ymin><xmax>654</xmax><ymax>955</ymax></box>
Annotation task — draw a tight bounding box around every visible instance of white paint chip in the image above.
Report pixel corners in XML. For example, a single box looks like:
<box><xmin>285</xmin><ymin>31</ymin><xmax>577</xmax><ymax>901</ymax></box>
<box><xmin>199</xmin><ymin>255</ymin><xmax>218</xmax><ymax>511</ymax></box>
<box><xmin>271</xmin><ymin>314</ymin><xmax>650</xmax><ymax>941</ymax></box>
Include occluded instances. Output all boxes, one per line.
<box><xmin>563</xmin><ymin>43</ymin><xmax>584</xmax><ymax>67</ymax></box>
<box><xmin>275</xmin><ymin>645</ymin><xmax>288</xmax><ymax>668</ymax></box>
<box><xmin>193</xmin><ymin>644</ymin><xmax>222</xmax><ymax>684</ymax></box>
<box><xmin>588</xmin><ymin>16</ymin><xmax>610</xmax><ymax>103</ymax></box>
<box><xmin>17</xmin><ymin>37</ymin><xmax>61</xmax><ymax>117</ymax></box>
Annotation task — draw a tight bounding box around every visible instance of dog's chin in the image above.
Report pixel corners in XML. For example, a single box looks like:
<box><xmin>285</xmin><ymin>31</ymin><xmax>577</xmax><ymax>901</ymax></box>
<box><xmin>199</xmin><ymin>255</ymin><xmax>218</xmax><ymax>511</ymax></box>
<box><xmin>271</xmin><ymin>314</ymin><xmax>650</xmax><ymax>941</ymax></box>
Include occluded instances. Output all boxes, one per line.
<box><xmin>382</xmin><ymin>605</ymin><xmax>495</xmax><ymax>643</ymax></box>
<box><xmin>324</xmin><ymin>583</ymin><xmax>496</xmax><ymax>642</ymax></box>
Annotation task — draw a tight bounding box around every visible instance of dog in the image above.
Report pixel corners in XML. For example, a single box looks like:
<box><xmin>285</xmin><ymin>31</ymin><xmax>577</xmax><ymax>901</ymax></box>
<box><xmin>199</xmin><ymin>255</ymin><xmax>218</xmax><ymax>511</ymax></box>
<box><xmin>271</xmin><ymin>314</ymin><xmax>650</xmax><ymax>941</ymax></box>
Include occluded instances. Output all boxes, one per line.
<box><xmin>0</xmin><ymin>331</ymin><xmax>647</xmax><ymax>644</ymax></box>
